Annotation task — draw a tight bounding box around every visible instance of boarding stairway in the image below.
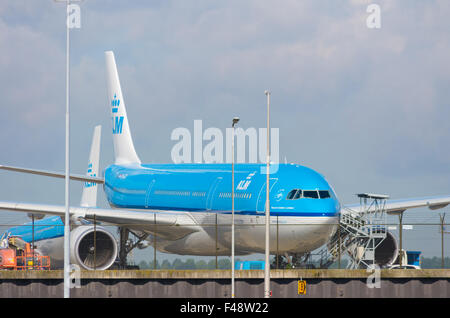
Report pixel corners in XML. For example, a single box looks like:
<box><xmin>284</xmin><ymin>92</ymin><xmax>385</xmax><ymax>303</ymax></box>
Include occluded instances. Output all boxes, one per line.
<box><xmin>317</xmin><ymin>194</ymin><xmax>389</xmax><ymax>269</ymax></box>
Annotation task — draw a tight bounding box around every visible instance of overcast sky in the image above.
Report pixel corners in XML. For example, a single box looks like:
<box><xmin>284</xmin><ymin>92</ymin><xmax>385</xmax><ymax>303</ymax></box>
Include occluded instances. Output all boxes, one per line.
<box><xmin>0</xmin><ymin>0</ymin><xmax>449</xmax><ymax>259</ymax></box>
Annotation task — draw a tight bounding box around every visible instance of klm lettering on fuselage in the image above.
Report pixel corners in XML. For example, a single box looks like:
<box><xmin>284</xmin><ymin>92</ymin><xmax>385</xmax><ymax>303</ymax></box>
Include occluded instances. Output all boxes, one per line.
<box><xmin>111</xmin><ymin>94</ymin><xmax>124</xmax><ymax>134</ymax></box>
<box><xmin>236</xmin><ymin>172</ymin><xmax>255</xmax><ymax>190</ymax></box>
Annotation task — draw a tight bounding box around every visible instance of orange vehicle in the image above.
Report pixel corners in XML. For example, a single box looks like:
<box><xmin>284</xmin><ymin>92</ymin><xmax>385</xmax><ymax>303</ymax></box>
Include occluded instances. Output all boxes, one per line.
<box><xmin>0</xmin><ymin>236</ymin><xmax>50</xmax><ymax>270</ymax></box>
<box><xmin>0</xmin><ymin>248</ymin><xmax>16</xmax><ymax>269</ymax></box>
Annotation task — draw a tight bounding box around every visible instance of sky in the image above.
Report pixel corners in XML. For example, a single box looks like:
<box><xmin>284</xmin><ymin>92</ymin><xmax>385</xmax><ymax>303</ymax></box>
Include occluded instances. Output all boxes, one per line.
<box><xmin>0</xmin><ymin>0</ymin><xmax>449</xmax><ymax>261</ymax></box>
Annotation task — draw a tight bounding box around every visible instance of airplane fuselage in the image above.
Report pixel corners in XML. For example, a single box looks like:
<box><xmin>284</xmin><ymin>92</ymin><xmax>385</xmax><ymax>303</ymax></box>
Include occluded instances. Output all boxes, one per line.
<box><xmin>7</xmin><ymin>163</ymin><xmax>340</xmax><ymax>261</ymax></box>
<box><xmin>103</xmin><ymin>162</ymin><xmax>340</xmax><ymax>256</ymax></box>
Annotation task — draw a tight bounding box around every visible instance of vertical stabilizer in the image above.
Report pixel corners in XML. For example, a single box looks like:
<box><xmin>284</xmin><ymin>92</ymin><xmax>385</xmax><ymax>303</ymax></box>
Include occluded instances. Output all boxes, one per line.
<box><xmin>80</xmin><ymin>125</ymin><xmax>101</xmax><ymax>207</ymax></box>
<box><xmin>105</xmin><ymin>51</ymin><xmax>141</xmax><ymax>165</ymax></box>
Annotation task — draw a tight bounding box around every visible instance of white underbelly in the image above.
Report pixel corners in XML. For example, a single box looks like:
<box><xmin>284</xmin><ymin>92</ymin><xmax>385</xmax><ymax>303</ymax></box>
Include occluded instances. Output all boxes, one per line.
<box><xmin>154</xmin><ymin>214</ymin><xmax>338</xmax><ymax>256</ymax></box>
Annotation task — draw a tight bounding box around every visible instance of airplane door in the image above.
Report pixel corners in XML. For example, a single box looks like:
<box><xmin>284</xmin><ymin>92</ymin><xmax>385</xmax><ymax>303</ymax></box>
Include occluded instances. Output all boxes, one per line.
<box><xmin>206</xmin><ymin>177</ymin><xmax>222</xmax><ymax>210</ymax></box>
<box><xmin>256</xmin><ymin>178</ymin><xmax>278</xmax><ymax>213</ymax></box>
<box><xmin>145</xmin><ymin>179</ymin><xmax>156</xmax><ymax>208</ymax></box>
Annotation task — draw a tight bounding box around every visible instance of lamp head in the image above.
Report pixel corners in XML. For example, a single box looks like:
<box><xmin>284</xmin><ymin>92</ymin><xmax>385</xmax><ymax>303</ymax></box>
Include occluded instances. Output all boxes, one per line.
<box><xmin>232</xmin><ymin>117</ymin><xmax>240</xmax><ymax>127</ymax></box>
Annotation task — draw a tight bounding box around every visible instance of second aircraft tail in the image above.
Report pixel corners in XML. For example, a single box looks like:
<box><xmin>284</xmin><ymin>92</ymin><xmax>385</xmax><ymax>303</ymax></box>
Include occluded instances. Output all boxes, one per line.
<box><xmin>80</xmin><ymin>125</ymin><xmax>102</xmax><ymax>207</ymax></box>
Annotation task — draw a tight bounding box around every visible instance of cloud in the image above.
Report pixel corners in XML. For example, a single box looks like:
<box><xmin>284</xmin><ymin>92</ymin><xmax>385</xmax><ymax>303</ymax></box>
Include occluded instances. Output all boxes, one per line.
<box><xmin>1</xmin><ymin>0</ymin><xmax>450</xmax><ymax>206</ymax></box>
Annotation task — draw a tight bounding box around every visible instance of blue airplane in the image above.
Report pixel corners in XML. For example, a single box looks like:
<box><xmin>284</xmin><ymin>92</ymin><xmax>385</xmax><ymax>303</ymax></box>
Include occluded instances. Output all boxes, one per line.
<box><xmin>0</xmin><ymin>51</ymin><xmax>449</xmax><ymax>270</ymax></box>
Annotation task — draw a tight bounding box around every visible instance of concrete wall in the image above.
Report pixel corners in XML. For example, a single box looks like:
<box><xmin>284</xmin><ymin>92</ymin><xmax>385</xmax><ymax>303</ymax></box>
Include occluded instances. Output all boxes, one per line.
<box><xmin>0</xmin><ymin>269</ymin><xmax>449</xmax><ymax>298</ymax></box>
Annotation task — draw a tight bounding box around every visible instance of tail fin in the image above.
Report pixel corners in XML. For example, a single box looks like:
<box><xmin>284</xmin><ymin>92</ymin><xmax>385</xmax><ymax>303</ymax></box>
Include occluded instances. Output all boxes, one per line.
<box><xmin>80</xmin><ymin>125</ymin><xmax>102</xmax><ymax>207</ymax></box>
<box><xmin>105</xmin><ymin>51</ymin><xmax>141</xmax><ymax>165</ymax></box>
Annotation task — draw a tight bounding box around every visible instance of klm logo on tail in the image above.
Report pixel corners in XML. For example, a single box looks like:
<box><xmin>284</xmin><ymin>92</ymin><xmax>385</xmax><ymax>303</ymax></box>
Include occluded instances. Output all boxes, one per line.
<box><xmin>84</xmin><ymin>163</ymin><xmax>97</xmax><ymax>188</ymax></box>
<box><xmin>111</xmin><ymin>94</ymin><xmax>124</xmax><ymax>134</ymax></box>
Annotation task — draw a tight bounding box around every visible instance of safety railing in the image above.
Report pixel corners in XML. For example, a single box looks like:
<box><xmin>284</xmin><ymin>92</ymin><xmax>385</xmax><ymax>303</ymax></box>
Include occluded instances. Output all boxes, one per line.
<box><xmin>15</xmin><ymin>255</ymin><xmax>51</xmax><ymax>270</ymax></box>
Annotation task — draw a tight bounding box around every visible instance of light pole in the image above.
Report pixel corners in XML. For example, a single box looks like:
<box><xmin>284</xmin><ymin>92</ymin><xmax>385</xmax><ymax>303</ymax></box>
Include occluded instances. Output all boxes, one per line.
<box><xmin>54</xmin><ymin>0</ymin><xmax>81</xmax><ymax>298</ymax></box>
<box><xmin>264</xmin><ymin>90</ymin><xmax>271</xmax><ymax>298</ymax></box>
<box><xmin>231</xmin><ymin>116</ymin><xmax>239</xmax><ymax>298</ymax></box>
<box><xmin>398</xmin><ymin>211</ymin><xmax>404</xmax><ymax>268</ymax></box>
<box><xmin>63</xmin><ymin>0</ymin><xmax>72</xmax><ymax>299</ymax></box>
<box><xmin>440</xmin><ymin>213</ymin><xmax>446</xmax><ymax>269</ymax></box>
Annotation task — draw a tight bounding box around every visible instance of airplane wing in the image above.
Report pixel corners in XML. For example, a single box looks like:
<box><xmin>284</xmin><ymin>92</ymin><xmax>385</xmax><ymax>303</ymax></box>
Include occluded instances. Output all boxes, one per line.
<box><xmin>0</xmin><ymin>165</ymin><xmax>104</xmax><ymax>184</ymax></box>
<box><xmin>0</xmin><ymin>201</ymin><xmax>199</xmax><ymax>241</ymax></box>
<box><xmin>343</xmin><ymin>194</ymin><xmax>450</xmax><ymax>214</ymax></box>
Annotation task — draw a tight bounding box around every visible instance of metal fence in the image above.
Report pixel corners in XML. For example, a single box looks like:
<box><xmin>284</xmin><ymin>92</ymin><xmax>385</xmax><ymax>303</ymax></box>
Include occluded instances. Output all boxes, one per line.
<box><xmin>0</xmin><ymin>216</ymin><xmax>448</xmax><ymax>271</ymax></box>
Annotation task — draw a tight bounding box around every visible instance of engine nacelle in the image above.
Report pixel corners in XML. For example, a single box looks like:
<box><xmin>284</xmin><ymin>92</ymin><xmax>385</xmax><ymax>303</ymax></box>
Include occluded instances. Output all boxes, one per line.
<box><xmin>70</xmin><ymin>225</ymin><xmax>118</xmax><ymax>270</ymax></box>
<box><xmin>373</xmin><ymin>231</ymin><xmax>398</xmax><ymax>267</ymax></box>
<box><xmin>346</xmin><ymin>231</ymin><xmax>399</xmax><ymax>268</ymax></box>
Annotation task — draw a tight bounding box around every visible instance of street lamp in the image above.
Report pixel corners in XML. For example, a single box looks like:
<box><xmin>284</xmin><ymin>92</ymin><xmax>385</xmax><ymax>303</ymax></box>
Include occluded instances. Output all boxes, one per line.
<box><xmin>264</xmin><ymin>90</ymin><xmax>270</xmax><ymax>298</ymax></box>
<box><xmin>231</xmin><ymin>116</ymin><xmax>239</xmax><ymax>298</ymax></box>
<box><xmin>54</xmin><ymin>0</ymin><xmax>82</xmax><ymax>298</ymax></box>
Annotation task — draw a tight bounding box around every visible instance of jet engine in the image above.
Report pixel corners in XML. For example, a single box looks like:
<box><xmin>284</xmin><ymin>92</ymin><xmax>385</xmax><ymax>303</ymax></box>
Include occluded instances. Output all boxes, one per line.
<box><xmin>372</xmin><ymin>231</ymin><xmax>398</xmax><ymax>267</ymax></box>
<box><xmin>70</xmin><ymin>225</ymin><xmax>118</xmax><ymax>270</ymax></box>
<box><xmin>347</xmin><ymin>231</ymin><xmax>399</xmax><ymax>268</ymax></box>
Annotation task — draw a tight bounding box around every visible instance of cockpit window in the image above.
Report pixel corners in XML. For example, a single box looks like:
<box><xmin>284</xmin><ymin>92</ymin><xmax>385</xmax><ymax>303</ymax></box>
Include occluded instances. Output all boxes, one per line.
<box><xmin>293</xmin><ymin>189</ymin><xmax>302</xmax><ymax>199</ymax></box>
<box><xmin>287</xmin><ymin>189</ymin><xmax>330</xmax><ymax>200</ymax></box>
<box><xmin>318</xmin><ymin>190</ymin><xmax>330</xmax><ymax>199</ymax></box>
<box><xmin>286</xmin><ymin>190</ymin><xmax>297</xmax><ymax>200</ymax></box>
<box><xmin>303</xmin><ymin>190</ymin><xmax>319</xmax><ymax>199</ymax></box>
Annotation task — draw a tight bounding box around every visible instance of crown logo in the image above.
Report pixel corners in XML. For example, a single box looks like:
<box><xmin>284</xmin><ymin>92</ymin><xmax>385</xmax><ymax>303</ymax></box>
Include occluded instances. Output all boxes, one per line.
<box><xmin>111</xmin><ymin>94</ymin><xmax>120</xmax><ymax>113</ymax></box>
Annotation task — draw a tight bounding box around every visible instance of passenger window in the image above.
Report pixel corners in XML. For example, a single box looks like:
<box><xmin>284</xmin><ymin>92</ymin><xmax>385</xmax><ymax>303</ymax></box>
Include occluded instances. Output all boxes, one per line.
<box><xmin>293</xmin><ymin>189</ymin><xmax>302</xmax><ymax>199</ymax></box>
<box><xmin>303</xmin><ymin>190</ymin><xmax>319</xmax><ymax>199</ymax></box>
<box><xmin>319</xmin><ymin>190</ymin><xmax>330</xmax><ymax>199</ymax></box>
<box><xmin>286</xmin><ymin>190</ymin><xmax>297</xmax><ymax>200</ymax></box>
